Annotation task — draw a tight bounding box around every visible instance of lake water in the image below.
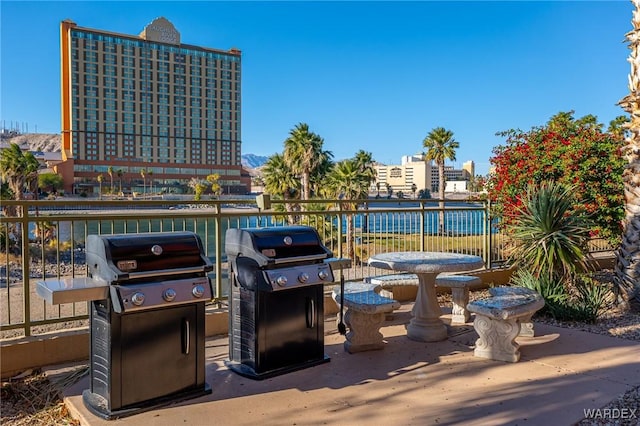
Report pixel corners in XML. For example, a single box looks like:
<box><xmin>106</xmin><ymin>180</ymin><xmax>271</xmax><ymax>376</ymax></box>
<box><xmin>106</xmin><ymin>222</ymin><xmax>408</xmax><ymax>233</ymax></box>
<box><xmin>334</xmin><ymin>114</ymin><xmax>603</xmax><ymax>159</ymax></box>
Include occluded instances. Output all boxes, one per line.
<box><xmin>29</xmin><ymin>204</ymin><xmax>496</xmax><ymax>258</ymax></box>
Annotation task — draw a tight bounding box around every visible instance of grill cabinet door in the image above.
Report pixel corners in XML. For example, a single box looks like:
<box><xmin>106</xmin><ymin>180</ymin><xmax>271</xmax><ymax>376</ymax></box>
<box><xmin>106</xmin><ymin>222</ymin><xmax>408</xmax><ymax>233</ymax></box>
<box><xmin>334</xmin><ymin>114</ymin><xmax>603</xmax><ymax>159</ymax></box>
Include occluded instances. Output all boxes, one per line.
<box><xmin>257</xmin><ymin>285</ymin><xmax>324</xmax><ymax>372</ymax></box>
<box><xmin>120</xmin><ymin>304</ymin><xmax>200</xmax><ymax>406</ymax></box>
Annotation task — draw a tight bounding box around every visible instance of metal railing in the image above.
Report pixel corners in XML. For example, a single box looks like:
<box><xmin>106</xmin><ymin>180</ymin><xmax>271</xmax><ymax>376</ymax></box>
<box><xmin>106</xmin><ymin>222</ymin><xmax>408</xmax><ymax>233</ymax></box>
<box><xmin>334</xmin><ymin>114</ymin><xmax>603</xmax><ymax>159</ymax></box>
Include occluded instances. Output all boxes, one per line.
<box><xmin>0</xmin><ymin>197</ymin><xmax>613</xmax><ymax>338</ymax></box>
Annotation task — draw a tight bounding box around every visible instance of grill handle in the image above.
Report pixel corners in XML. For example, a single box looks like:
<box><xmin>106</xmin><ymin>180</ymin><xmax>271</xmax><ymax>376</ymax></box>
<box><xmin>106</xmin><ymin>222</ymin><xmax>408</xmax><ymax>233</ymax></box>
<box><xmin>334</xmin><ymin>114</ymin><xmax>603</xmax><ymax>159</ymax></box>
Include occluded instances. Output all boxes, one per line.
<box><xmin>183</xmin><ymin>319</ymin><xmax>190</xmax><ymax>355</ymax></box>
<box><xmin>306</xmin><ymin>298</ymin><xmax>315</xmax><ymax>328</ymax></box>
<box><xmin>338</xmin><ymin>273</ymin><xmax>346</xmax><ymax>335</ymax></box>
<box><xmin>125</xmin><ymin>266</ymin><xmax>212</xmax><ymax>280</ymax></box>
<box><xmin>273</xmin><ymin>253</ymin><xmax>328</xmax><ymax>265</ymax></box>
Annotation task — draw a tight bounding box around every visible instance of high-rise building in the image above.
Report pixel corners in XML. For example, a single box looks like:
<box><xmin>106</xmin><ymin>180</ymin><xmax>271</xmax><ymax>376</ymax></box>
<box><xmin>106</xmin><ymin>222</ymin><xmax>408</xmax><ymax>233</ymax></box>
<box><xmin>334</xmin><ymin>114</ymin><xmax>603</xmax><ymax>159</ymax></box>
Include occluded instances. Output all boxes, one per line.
<box><xmin>57</xmin><ymin>17</ymin><xmax>249</xmax><ymax>195</ymax></box>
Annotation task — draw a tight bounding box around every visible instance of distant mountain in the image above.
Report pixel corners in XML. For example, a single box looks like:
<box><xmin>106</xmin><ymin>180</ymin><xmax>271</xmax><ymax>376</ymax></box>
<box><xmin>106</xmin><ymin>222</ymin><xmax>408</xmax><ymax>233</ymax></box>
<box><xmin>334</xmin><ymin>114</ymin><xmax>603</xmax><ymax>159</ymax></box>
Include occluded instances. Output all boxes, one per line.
<box><xmin>241</xmin><ymin>153</ymin><xmax>268</xmax><ymax>169</ymax></box>
<box><xmin>2</xmin><ymin>133</ymin><xmax>271</xmax><ymax>171</ymax></box>
<box><xmin>1</xmin><ymin>133</ymin><xmax>61</xmax><ymax>152</ymax></box>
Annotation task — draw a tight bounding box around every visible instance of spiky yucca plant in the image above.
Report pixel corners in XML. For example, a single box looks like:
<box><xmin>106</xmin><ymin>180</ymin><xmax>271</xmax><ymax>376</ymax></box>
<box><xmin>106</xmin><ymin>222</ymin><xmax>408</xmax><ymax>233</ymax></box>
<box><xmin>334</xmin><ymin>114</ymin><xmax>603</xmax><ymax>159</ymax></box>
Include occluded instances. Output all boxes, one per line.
<box><xmin>616</xmin><ymin>0</ymin><xmax>640</xmax><ymax>304</ymax></box>
<box><xmin>506</xmin><ymin>181</ymin><xmax>593</xmax><ymax>283</ymax></box>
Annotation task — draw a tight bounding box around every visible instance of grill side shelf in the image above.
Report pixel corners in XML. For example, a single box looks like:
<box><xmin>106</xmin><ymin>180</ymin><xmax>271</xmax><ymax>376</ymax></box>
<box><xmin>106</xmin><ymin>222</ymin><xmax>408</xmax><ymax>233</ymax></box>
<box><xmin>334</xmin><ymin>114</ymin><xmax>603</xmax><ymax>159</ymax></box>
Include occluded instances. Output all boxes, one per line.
<box><xmin>36</xmin><ymin>277</ymin><xmax>109</xmax><ymax>305</ymax></box>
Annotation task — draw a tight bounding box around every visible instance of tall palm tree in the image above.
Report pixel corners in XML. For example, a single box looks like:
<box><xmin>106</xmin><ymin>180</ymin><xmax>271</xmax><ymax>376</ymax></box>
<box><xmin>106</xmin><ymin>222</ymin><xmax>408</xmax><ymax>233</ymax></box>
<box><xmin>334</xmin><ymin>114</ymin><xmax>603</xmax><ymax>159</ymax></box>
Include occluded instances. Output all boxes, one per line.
<box><xmin>283</xmin><ymin>123</ymin><xmax>330</xmax><ymax>204</ymax></box>
<box><xmin>309</xmin><ymin>151</ymin><xmax>334</xmax><ymax>198</ymax></box>
<box><xmin>107</xmin><ymin>166</ymin><xmax>114</xmax><ymax>194</ymax></box>
<box><xmin>147</xmin><ymin>169</ymin><xmax>154</xmax><ymax>194</ymax></box>
<box><xmin>0</xmin><ymin>143</ymin><xmax>40</xmax><ymax>216</ymax></box>
<box><xmin>617</xmin><ymin>2</ymin><xmax>640</xmax><ymax>305</ymax></box>
<box><xmin>0</xmin><ymin>143</ymin><xmax>39</xmax><ymax>241</ymax></box>
<box><xmin>353</xmin><ymin>150</ymin><xmax>376</xmax><ymax>188</ymax></box>
<box><xmin>262</xmin><ymin>153</ymin><xmax>300</xmax><ymax>222</ymax></box>
<box><xmin>97</xmin><ymin>174</ymin><xmax>103</xmax><ymax>199</ymax></box>
<box><xmin>117</xmin><ymin>169</ymin><xmax>123</xmax><ymax>193</ymax></box>
<box><xmin>140</xmin><ymin>169</ymin><xmax>146</xmax><ymax>197</ymax></box>
<box><xmin>326</xmin><ymin>158</ymin><xmax>372</xmax><ymax>261</ymax></box>
<box><xmin>423</xmin><ymin>127</ymin><xmax>460</xmax><ymax>235</ymax></box>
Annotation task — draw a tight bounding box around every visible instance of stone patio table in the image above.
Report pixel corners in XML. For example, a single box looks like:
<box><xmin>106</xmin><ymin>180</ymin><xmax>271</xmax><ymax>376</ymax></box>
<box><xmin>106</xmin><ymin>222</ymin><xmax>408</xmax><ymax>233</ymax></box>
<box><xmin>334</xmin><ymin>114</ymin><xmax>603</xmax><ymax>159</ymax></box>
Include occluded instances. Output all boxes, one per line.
<box><xmin>367</xmin><ymin>251</ymin><xmax>484</xmax><ymax>342</ymax></box>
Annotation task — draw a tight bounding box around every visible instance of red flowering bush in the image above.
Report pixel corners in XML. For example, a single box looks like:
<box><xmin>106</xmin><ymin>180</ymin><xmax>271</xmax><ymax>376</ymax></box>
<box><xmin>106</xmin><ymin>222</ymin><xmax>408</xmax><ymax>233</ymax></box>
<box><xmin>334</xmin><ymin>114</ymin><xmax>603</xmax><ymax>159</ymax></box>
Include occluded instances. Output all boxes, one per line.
<box><xmin>488</xmin><ymin>111</ymin><xmax>626</xmax><ymax>246</ymax></box>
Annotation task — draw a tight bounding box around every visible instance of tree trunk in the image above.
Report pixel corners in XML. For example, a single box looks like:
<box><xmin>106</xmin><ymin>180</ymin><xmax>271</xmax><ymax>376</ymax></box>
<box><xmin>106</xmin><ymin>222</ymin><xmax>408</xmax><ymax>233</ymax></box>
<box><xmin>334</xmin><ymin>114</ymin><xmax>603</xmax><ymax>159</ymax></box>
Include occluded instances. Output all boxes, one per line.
<box><xmin>438</xmin><ymin>161</ymin><xmax>445</xmax><ymax>235</ymax></box>
<box><xmin>617</xmin><ymin>0</ymin><xmax>640</xmax><ymax>306</ymax></box>
<box><xmin>302</xmin><ymin>171</ymin><xmax>311</xmax><ymax>207</ymax></box>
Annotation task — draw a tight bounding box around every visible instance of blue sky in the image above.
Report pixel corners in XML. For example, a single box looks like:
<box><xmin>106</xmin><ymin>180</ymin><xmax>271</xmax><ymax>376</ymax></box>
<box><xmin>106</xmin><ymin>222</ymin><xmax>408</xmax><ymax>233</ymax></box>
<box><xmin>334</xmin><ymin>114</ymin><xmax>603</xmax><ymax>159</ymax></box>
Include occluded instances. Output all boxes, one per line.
<box><xmin>0</xmin><ymin>1</ymin><xmax>631</xmax><ymax>175</ymax></box>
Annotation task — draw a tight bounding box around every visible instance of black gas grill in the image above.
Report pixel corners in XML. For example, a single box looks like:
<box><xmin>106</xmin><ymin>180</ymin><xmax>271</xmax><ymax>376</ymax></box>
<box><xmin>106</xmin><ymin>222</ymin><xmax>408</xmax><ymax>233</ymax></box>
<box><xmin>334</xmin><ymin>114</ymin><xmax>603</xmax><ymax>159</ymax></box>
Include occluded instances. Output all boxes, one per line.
<box><xmin>224</xmin><ymin>226</ymin><xmax>335</xmax><ymax>379</ymax></box>
<box><xmin>82</xmin><ymin>232</ymin><xmax>213</xmax><ymax>419</ymax></box>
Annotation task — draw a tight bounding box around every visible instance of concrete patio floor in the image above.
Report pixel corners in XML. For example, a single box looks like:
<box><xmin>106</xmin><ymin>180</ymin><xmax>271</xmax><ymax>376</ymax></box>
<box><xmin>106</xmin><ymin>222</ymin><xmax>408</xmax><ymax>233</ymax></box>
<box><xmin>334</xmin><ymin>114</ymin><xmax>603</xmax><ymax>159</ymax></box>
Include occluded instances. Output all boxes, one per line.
<box><xmin>51</xmin><ymin>303</ymin><xmax>640</xmax><ymax>426</ymax></box>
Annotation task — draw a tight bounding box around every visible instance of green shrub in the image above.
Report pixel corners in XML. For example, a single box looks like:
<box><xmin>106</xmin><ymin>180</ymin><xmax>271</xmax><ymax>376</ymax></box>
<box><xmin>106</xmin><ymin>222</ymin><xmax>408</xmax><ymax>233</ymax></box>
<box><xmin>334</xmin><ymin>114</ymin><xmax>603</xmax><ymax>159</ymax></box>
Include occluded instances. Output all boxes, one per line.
<box><xmin>506</xmin><ymin>181</ymin><xmax>593</xmax><ymax>283</ymax></box>
<box><xmin>511</xmin><ymin>269</ymin><xmax>568</xmax><ymax>318</ymax></box>
<box><xmin>511</xmin><ymin>269</ymin><xmax>612</xmax><ymax>323</ymax></box>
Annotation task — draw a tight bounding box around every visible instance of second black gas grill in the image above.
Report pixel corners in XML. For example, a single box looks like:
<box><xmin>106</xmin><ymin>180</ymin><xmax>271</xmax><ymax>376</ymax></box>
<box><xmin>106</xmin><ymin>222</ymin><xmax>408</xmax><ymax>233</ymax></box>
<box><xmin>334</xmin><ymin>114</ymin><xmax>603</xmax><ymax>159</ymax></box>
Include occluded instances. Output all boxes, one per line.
<box><xmin>224</xmin><ymin>226</ymin><xmax>335</xmax><ymax>380</ymax></box>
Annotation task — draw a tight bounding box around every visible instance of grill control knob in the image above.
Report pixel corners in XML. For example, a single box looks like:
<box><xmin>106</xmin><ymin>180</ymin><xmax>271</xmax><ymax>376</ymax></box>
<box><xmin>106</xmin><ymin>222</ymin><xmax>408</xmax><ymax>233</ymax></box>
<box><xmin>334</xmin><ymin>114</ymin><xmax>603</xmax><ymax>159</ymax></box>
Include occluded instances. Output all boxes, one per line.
<box><xmin>131</xmin><ymin>292</ymin><xmax>145</xmax><ymax>306</ymax></box>
<box><xmin>276</xmin><ymin>276</ymin><xmax>288</xmax><ymax>287</ymax></box>
<box><xmin>192</xmin><ymin>285</ymin><xmax>205</xmax><ymax>298</ymax></box>
<box><xmin>318</xmin><ymin>270</ymin><xmax>329</xmax><ymax>280</ymax></box>
<box><xmin>298</xmin><ymin>272</ymin><xmax>309</xmax><ymax>283</ymax></box>
<box><xmin>163</xmin><ymin>288</ymin><xmax>177</xmax><ymax>302</ymax></box>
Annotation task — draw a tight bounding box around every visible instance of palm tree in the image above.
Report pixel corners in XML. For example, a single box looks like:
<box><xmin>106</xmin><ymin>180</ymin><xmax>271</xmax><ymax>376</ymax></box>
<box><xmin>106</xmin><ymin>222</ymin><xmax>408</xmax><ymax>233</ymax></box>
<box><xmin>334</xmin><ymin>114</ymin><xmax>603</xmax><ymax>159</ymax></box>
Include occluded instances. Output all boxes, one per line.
<box><xmin>353</xmin><ymin>150</ymin><xmax>376</xmax><ymax>180</ymax></box>
<box><xmin>262</xmin><ymin>153</ymin><xmax>300</xmax><ymax>222</ymax></box>
<box><xmin>0</xmin><ymin>143</ymin><xmax>40</xmax><ymax>217</ymax></box>
<box><xmin>617</xmin><ymin>5</ymin><xmax>640</xmax><ymax>306</ymax></box>
<box><xmin>283</xmin><ymin>123</ymin><xmax>331</xmax><ymax>205</ymax></box>
<box><xmin>147</xmin><ymin>169</ymin><xmax>154</xmax><ymax>194</ymax></box>
<box><xmin>0</xmin><ymin>143</ymin><xmax>39</xmax><ymax>242</ymax></box>
<box><xmin>116</xmin><ymin>169</ymin><xmax>123</xmax><ymax>193</ymax></box>
<box><xmin>423</xmin><ymin>127</ymin><xmax>459</xmax><ymax>235</ymax></box>
<box><xmin>326</xmin><ymin>158</ymin><xmax>373</xmax><ymax>262</ymax></box>
<box><xmin>97</xmin><ymin>174</ymin><xmax>103</xmax><ymax>199</ymax></box>
<box><xmin>140</xmin><ymin>169</ymin><xmax>146</xmax><ymax>197</ymax></box>
<box><xmin>107</xmin><ymin>166</ymin><xmax>114</xmax><ymax>194</ymax></box>
<box><xmin>309</xmin><ymin>152</ymin><xmax>334</xmax><ymax>199</ymax></box>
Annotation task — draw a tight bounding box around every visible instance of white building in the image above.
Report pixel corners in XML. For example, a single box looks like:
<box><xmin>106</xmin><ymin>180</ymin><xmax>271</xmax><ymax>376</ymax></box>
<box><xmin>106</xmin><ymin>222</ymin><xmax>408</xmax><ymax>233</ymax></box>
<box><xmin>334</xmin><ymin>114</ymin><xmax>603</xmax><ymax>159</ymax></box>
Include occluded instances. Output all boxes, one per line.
<box><xmin>373</xmin><ymin>155</ymin><xmax>475</xmax><ymax>197</ymax></box>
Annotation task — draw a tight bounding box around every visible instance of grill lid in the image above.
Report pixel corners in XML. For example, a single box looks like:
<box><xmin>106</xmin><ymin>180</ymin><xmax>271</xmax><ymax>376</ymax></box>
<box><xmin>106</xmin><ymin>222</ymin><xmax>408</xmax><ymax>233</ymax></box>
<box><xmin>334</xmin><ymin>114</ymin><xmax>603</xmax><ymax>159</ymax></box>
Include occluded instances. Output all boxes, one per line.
<box><xmin>225</xmin><ymin>226</ymin><xmax>332</xmax><ymax>268</ymax></box>
<box><xmin>87</xmin><ymin>231</ymin><xmax>212</xmax><ymax>283</ymax></box>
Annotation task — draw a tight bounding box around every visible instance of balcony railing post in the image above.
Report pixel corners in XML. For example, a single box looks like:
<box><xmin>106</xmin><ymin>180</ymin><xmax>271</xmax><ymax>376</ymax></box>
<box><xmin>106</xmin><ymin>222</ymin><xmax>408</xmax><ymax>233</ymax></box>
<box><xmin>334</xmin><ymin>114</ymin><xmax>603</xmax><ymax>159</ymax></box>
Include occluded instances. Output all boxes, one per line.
<box><xmin>420</xmin><ymin>201</ymin><xmax>425</xmax><ymax>252</ymax></box>
<box><xmin>214</xmin><ymin>203</ymin><xmax>223</xmax><ymax>301</ymax></box>
<box><xmin>484</xmin><ymin>199</ymin><xmax>493</xmax><ymax>269</ymax></box>
<box><xmin>21</xmin><ymin>203</ymin><xmax>31</xmax><ymax>337</ymax></box>
<box><xmin>337</xmin><ymin>203</ymin><xmax>344</xmax><ymax>259</ymax></box>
